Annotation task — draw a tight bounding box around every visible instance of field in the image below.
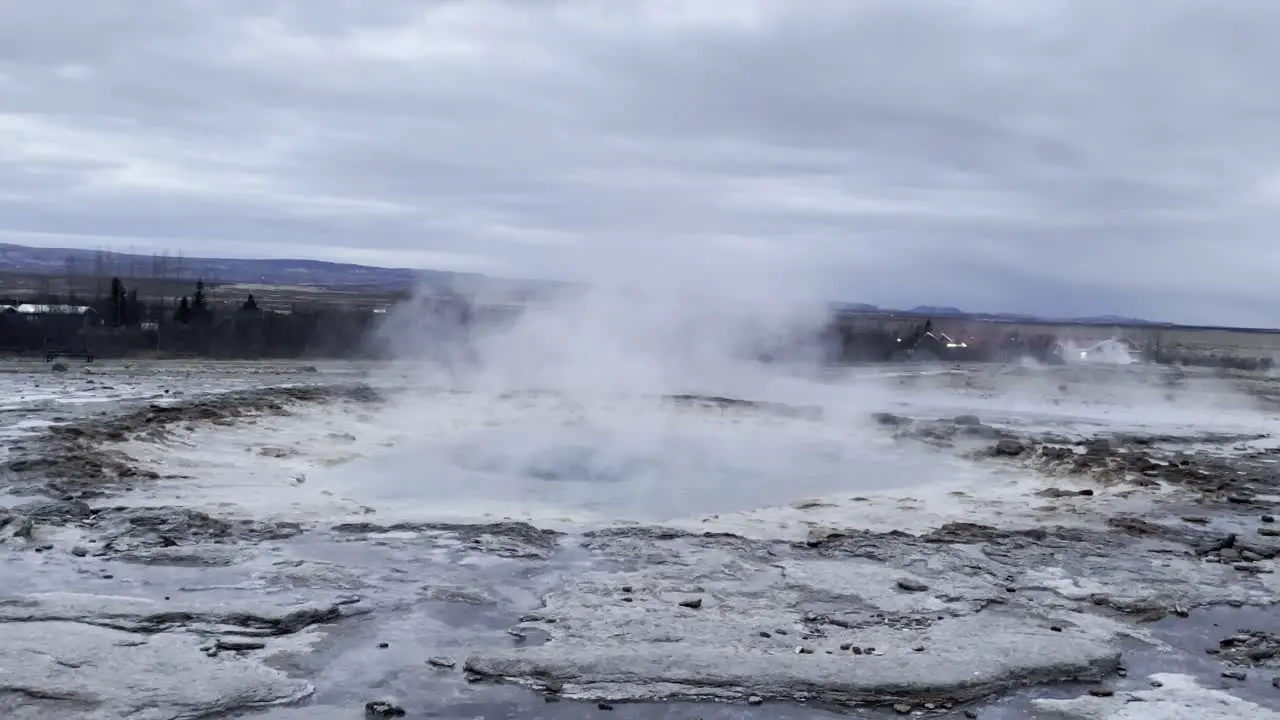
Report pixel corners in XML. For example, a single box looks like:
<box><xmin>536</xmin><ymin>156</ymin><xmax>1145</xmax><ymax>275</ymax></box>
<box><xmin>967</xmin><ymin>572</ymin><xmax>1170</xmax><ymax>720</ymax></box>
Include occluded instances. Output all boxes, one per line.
<box><xmin>0</xmin><ymin>270</ymin><xmax>408</xmax><ymax>313</ymax></box>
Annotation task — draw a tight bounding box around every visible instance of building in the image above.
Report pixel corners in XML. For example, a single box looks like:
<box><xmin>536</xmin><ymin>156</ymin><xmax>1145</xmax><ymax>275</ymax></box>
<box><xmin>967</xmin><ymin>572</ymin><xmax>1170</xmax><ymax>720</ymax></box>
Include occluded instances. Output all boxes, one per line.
<box><xmin>1</xmin><ymin>304</ymin><xmax>99</xmax><ymax>326</ymax></box>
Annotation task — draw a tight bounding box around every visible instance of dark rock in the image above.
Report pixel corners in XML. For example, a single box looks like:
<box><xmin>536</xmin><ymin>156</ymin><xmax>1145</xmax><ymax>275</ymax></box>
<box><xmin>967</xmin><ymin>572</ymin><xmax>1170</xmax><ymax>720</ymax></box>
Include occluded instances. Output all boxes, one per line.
<box><xmin>215</xmin><ymin>639</ymin><xmax>266</xmax><ymax>651</ymax></box>
<box><xmin>993</xmin><ymin>439</ymin><xmax>1026</xmax><ymax>457</ymax></box>
<box><xmin>678</xmin><ymin>597</ymin><xmax>703</xmax><ymax>609</ymax></box>
<box><xmin>1087</xmin><ymin>687</ymin><xmax>1114</xmax><ymax>697</ymax></box>
<box><xmin>364</xmin><ymin>700</ymin><xmax>406</xmax><ymax>717</ymax></box>
<box><xmin>897</xmin><ymin>578</ymin><xmax>929</xmax><ymax>592</ymax></box>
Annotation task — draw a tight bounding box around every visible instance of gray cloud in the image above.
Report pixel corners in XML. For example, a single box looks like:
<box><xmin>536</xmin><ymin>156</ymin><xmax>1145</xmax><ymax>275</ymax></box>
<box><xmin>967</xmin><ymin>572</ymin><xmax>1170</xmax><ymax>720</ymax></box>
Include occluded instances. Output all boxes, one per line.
<box><xmin>1</xmin><ymin>0</ymin><xmax>1277</xmax><ymax>324</ymax></box>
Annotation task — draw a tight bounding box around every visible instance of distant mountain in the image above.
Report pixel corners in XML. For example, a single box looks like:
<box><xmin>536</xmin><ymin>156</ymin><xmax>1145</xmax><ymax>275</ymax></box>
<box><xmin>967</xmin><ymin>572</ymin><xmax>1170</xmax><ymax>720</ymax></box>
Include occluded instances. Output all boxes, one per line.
<box><xmin>834</xmin><ymin>300</ymin><xmax>1156</xmax><ymax>326</ymax></box>
<box><xmin>0</xmin><ymin>243</ymin><xmax>449</xmax><ymax>290</ymax></box>
<box><xmin>1067</xmin><ymin>314</ymin><xmax>1153</xmax><ymax>325</ymax></box>
<box><xmin>909</xmin><ymin>305</ymin><xmax>966</xmax><ymax>316</ymax></box>
<box><xmin>0</xmin><ymin>243</ymin><xmax>1161</xmax><ymax>322</ymax></box>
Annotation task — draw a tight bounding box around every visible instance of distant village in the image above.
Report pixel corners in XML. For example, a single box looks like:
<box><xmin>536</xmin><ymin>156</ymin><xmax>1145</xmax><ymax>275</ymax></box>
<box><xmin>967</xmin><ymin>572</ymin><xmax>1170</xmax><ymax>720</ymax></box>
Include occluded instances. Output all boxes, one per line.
<box><xmin>0</xmin><ymin>276</ymin><xmax>389</xmax><ymax>360</ymax></box>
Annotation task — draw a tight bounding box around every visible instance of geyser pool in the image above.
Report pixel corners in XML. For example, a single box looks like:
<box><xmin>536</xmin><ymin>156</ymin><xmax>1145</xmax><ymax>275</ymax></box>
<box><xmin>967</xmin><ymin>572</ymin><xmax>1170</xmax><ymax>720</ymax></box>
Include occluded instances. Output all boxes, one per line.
<box><xmin>307</xmin><ymin>391</ymin><xmax>960</xmax><ymax>524</ymax></box>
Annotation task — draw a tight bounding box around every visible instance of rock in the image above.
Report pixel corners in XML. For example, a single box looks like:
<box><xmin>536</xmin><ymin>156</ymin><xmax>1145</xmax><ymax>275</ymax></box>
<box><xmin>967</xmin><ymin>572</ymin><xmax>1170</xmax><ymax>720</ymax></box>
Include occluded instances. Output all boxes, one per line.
<box><xmin>964</xmin><ymin>711</ymin><xmax>979</xmax><ymax>719</ymax></box>
<box><xmin>214</xmin><ymin>639</ymin><xmax>266</xmax><ymax>652</ymax></box>
<box><xmin>1261</xmin><ymin>515</ymin><xmax>1275</xmax><ymax>523</ymax></box>
<box><xmin>427</xmin><ymin>657</ymin><xmax>457</xmax><ymax>669</ymax></box>
<box><xmin>597</xmin><ymin>701</ymin><xmax>614</xmax><ymax>710</ymax></box>
<box><xmin>993</xmin><ymin>439</ymin><xmax>1026</xmax><ymax>457</ymax></box>
<box><xmin>953</xmin><ymin>414</ymin><xmax>982</xmax><ymax>426</ymax></box>
<box><xmin>805</xmin><ymin>527</ymin><xmax>846</xmax><ymax>546</ymax></box>
<box><xmin>678</xmin><ymin>597</ymin><xmax>703</xmax><ymax>610</ymax></box>
<box><xmin>51</xmin><ymin>362</ymin><xmax>68</xmax><ymax>373</ymax></box>
<box><xmin>365</xmin><ymin>700</ymin><xmax>406</xmax><ymax>717</ymax></box>
<box><xmin>747</xmin><ymin>695</ymin><xmax>763</xmax><ymax>705</ymax></box>
<box><xmin>896</xmin><ymin>578</ymin><xmax>929</xmax><ymax>592</ymax></box>
<box><xmin>1222</xmin><ymin>670</ymin><xmax>1247</xmax><ymax>681</ymax></box>
<box><xmin>893</xmin><ymin>703</ymin><xmax>912</xmax><ymax>714</ymax></box>
<box><xmin>1087</xmin><ymin>687</ymin><xmax>1114</xmax><ymax>697</ymax></box>
<box><xmin>0</xmin><ymin>620</ymin><xmax>310</xmax><ymax>718</ymax></box>
<box><xmin>71</xmin><ymin>546</ymin><xmax>88</xmax><ymax>557</ymax></box>
<box><xmin>10</xmin><ymin>515</ymin><xmax>34</xmax><ymax>540</ymax></box>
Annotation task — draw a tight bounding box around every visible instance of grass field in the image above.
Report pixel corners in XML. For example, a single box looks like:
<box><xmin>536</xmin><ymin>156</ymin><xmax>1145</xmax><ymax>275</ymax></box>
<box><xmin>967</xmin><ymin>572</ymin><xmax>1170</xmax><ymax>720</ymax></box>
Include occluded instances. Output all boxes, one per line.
<box><xmin>0</xmin><ymin>271</ymin><xmax>407</xmax><ymax>314</ymax></box>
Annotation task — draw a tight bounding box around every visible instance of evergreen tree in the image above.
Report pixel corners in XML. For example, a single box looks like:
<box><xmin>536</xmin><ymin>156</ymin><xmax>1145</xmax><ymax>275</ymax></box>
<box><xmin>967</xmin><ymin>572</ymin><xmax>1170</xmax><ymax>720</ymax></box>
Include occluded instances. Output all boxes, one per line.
<box><xmin>108</xmin><ymin>277</ymin><xmax>126</xmax><ymax>326</ymax></box>
<box><xmin>193</xmin><ymin>279</ymin><xmax>207</xmax><ymax>312</ymax></box>
<box><xmin>241</xmin><ymin>293</ymin><xmax>259</xmax><ymax>312</ymax></box>
<box><xmin>174</xmin><ymin>296</ymin><xmax>191</xmax><ymax>324</ymax></box>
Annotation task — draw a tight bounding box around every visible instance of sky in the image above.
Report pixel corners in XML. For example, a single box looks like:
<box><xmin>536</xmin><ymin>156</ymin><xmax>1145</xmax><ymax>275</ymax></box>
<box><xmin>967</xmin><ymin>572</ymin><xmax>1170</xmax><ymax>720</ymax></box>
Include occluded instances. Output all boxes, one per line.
<box><xmin>1</xmin><ymin>0</ymin><xmax>1278</xmax><ymax>325</ymax></box>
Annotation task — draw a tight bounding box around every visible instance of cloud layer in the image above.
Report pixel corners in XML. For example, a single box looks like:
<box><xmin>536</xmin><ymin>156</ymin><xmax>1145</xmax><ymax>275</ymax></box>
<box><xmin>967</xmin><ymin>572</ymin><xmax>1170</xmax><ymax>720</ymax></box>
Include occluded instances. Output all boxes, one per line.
<box><xmin>1</xmin><ymin>0</ymin><xmax>1277</xmax><ymax>324</ymax></box>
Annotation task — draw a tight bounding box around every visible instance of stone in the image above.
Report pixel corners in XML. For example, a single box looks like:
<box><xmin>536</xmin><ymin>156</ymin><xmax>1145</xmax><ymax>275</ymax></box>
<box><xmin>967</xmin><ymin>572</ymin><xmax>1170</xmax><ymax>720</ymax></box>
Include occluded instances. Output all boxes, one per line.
<box><xmin>897</xmin><ymin>578</ymin><xmax>929</xmax><ymax>592</ymax></box>
<box><xmin>993</xmin><ymin>439</ymin><xmax>1026</xmax><ymax>456</ymax></box>
<box><xmin>364</xmin><ymin>700</ymin><xmax>406</xmax><ymax>717</ymax></box>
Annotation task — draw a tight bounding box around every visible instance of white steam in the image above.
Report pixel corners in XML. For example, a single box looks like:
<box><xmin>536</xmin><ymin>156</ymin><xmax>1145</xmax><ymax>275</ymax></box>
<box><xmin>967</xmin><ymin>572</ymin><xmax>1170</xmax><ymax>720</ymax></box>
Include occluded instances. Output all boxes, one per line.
<box><xmin>374</xmin><ymin>256</ymin><xmax>839</xmax><ymax>400</ymax></box>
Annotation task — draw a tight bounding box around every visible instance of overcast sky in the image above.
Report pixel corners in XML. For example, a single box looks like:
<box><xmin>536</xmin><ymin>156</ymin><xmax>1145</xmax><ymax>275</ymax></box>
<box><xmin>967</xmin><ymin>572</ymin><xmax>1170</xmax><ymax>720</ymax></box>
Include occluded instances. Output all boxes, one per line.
<box><xmin>1</xmin><ymin>0</ymin><xmax>1277</xmax><ymax>324</ymax></box>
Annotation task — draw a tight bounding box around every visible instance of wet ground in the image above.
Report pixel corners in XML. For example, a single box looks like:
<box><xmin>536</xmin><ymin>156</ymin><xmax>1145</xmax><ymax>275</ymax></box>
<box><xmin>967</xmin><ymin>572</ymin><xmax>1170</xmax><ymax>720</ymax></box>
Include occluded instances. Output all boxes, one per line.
<box><xmin>1</xmin><ymin>358</ymin><xmax>1279</xmax><ymax>719</ymax></box>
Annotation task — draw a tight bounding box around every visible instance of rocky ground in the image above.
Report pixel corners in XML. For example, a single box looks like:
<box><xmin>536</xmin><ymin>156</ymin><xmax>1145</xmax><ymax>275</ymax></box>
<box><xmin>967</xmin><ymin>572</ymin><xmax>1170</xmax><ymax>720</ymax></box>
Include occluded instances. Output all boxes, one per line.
<box><xmin>0</xmin><ymin>360</ymin><xmax>1279</xmax><ymax>719</ymax></box>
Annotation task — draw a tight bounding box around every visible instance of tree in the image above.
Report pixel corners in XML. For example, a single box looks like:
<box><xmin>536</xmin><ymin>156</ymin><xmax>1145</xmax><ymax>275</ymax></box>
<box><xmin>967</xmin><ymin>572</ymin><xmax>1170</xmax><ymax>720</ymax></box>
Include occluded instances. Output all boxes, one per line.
<box><xmin>190</xmin><ymin>279</ymin><xmax>214</xmax><ymax>325</ymax></box>
<box><xmin>241</xmin><ymin>293</ymin><xmax>259</xmax><ymax>312</ymax></box>
<box><xmin>192</xmin><ymin>279</ymin><xmax>207</xmax><ymax>314</ymax></box>
<box><xmin>174</xmin><ymin>296</ymin><xmax>191</xmax><ymax>324</ymax></box>
<box><xmin>108</xmin><ymin>277</ymin><xmax>126</xmax><ymax>326</ymax></box>
<box><xmin>126</xmin><ymin>288</ymin><xmax>140</xmax><ymax>326</ymax></box>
